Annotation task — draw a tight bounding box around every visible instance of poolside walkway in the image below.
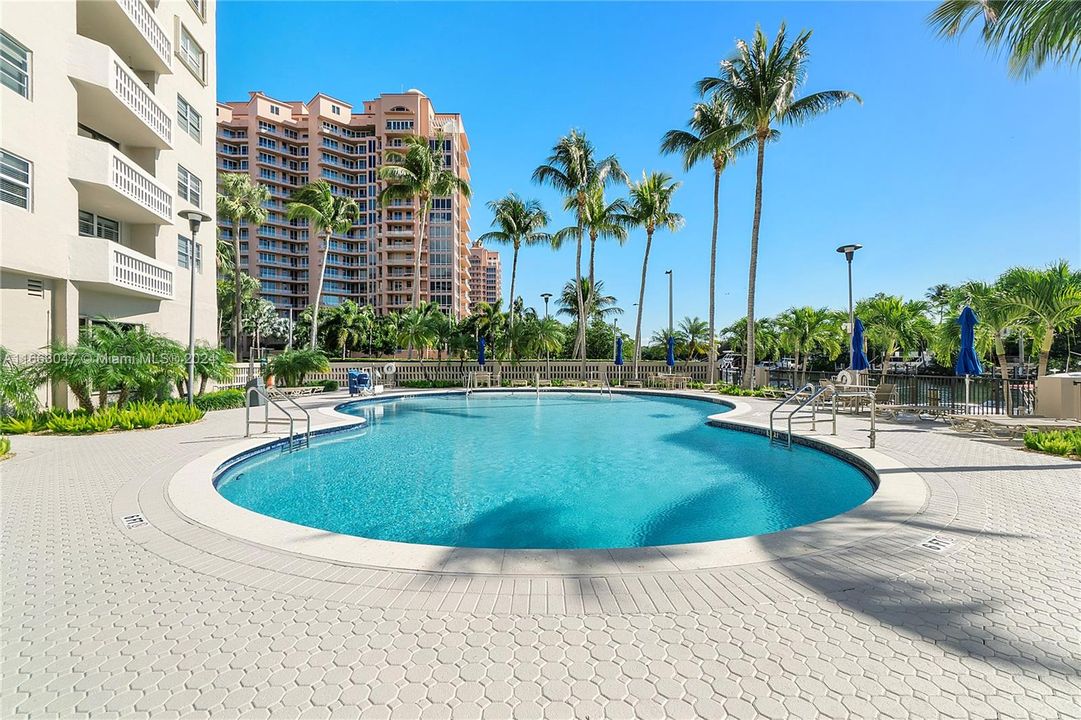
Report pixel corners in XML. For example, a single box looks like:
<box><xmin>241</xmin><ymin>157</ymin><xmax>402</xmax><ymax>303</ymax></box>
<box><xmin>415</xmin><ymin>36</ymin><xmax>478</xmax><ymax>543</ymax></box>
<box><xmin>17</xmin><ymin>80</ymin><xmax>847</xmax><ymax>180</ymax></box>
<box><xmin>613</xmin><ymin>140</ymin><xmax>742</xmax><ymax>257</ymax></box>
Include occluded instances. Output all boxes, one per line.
<box><xmin>2</xmin><ymin>391</ymin><xmax>1078</xmax><ymax>719</ymax></box>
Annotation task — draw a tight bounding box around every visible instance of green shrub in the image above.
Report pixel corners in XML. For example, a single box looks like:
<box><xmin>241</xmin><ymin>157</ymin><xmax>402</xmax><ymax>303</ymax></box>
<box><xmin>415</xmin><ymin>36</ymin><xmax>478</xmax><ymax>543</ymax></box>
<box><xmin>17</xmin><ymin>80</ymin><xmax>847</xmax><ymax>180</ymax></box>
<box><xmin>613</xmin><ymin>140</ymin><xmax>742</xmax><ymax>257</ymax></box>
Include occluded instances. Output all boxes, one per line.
<box><xmin>0</xmin><ymin>436</ymin><xmax>10</xmax><ymax>455</ymax></box>
<box><xmin>46</xmin><ymin>413</ymin><xmax>94</xmax><ymax>434</ymax></box>
<box><xmin>1024</xmin><ymin>429</ymin><xmax>1081</xmax><ymax>458</ymax></box>
<box><xmin>0</xmin><ymin>416</ymin><xmax>36</xmax><ymax>434</ymax></box>
<box><xmin>194</xmin><ymin>389</ymin><xmax>245</xmax><ymax>411</ymax></box>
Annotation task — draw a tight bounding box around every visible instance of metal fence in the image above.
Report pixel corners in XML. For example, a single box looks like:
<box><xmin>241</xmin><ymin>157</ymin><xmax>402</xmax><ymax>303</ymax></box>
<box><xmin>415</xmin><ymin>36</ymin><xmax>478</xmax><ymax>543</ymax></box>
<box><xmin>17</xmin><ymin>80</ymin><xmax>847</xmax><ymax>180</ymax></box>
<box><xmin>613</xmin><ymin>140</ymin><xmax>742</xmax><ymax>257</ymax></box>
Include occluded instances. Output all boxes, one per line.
<box><xmin>222</xmin><ymin>361</ymin><xmax>1036</xmax><ymax>416</ymax></box>
<box><xmin>765</xmin><ymin>370</ymin><xmax>1036</xmax><ymax>416</ymax></box>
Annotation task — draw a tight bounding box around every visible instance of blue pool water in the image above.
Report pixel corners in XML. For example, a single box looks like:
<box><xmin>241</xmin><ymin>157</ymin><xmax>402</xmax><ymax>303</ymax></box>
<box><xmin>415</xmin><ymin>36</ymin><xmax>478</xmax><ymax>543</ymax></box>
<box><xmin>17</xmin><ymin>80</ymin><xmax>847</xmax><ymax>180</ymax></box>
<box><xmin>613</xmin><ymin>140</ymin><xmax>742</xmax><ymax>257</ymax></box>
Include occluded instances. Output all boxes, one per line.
<box><xmin>216</xmin><ymin>392</ymin><xmax>875</xmax><ymax>549</ymax></box>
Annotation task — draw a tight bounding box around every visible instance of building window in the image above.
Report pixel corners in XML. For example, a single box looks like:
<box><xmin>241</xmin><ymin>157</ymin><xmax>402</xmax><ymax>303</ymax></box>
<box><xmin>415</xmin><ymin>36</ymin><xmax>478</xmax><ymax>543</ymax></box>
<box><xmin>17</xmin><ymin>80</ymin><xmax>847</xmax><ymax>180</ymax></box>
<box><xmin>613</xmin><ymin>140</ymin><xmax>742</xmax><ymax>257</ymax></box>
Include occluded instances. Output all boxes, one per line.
<box><xmin>177</xmin><ymin>165</ymin><xmax>201</xmax><ymax>207</ymax></box>
<box><xmin>270</xmin><ymin>105</ymin><xmax>280</xmax><ymax>115</ymax></box>
<box><xmin>0</xmin><ymin>149</ymin><xmax>30</xmax><ymax>209</ymax></box>
<box><xmin>78</xmin><ymin>211</ymin><xmax>120</xmax><ymax>241</ymax></box>
<box><xmin>176</xmin><ymin>24</ymin><xmax>205</xmax><ymax>82</ymax></box>
<box><xmin>0</xmin><ymin>30</ymin><xmax>30</xmax><ymax>98</ymax></box>
<box><xmin>177</xmin><ymin>237</ymin><xmax>203</xmax><ymax>271</ymax></box>
<box><xmin>177</xmin><ymin>95</ymin><xmax>201</xmax><ymax>141</ymax></box>
<box><xmin>186</xmin><ymin>0</ymin><xmax>206</xmax><ymax>20</ymax></box>
<box><xmin>331</xmin><ymin>104</ymin><xmax>341</xmax><ymax>115</ymax></box>
<box><xmin>386</xmin><ymin>120</ymin><xmax>414</xmax><ymax>131</ymax></box>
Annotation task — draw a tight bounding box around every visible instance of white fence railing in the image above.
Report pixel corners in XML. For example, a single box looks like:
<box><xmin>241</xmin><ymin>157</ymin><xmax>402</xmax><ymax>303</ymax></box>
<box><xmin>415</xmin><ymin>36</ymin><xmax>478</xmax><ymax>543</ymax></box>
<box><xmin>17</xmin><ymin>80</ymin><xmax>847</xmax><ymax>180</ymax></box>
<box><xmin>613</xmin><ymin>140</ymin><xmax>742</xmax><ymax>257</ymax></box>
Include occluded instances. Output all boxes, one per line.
<box><xmin>110</xmin><ymin>245</ymin><xmax>173</xmax><ymax>298</ymax></box>
<box><xmin>227</xmin><ymin>360</ymin><xmax>713</xmax><ymax>388</ymax></box>
<box><xmin>111</xmin><ymin>150</ymin><xmax>172</xmax><ymax>220</ymax></box>
<box><xmin>112</xmin><ymin>58</ymin><xmax>171</xmax><ymax>145</ymax></box>
<box><xmin>119</xmin><ymin>0</ymin><xmax>172</xmax><ymax>68</ymax></box>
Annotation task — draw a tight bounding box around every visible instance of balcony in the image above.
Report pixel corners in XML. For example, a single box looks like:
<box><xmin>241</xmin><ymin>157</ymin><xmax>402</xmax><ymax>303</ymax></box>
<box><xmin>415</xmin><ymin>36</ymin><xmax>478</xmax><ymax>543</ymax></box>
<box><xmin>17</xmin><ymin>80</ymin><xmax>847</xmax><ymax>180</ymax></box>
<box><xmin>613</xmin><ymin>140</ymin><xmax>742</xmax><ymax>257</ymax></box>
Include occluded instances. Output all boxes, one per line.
<box><xmin>68</xmin><ymin>36</ymin><xmax>172</xmax><ymax>149</ymax></box>
<box><xmin>76</xmin><ymin>0</ymin><xmax>172</xmax><ymax>75</ymax></box>
<box><xmin>69</xmin><ymin>135</ymin><xmax>172</xmax><ymax>224</ymax></box>
<box><xmin>71</xmin><ymin>236</ymin><xmax>174</xmax><ymax>299</ymax></box>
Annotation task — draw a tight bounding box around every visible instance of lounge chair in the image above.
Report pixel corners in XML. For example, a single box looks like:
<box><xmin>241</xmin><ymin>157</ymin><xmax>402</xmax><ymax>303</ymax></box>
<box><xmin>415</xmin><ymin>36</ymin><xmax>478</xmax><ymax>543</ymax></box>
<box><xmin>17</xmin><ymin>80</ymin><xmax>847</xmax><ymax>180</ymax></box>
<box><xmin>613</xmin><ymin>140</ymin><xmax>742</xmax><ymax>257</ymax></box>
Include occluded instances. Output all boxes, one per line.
<box><xmin>473</xmin><ymin>371</ymin><xmax>493</xmax><ymax>388</ymax></box>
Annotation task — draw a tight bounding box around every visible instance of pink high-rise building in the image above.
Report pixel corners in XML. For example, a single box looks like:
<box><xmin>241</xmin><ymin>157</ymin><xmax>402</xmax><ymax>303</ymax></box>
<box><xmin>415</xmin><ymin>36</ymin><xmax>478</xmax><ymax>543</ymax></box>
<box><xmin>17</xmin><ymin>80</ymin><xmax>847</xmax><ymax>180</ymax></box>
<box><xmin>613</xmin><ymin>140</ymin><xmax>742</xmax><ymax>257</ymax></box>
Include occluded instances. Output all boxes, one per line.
<box><xmin>216</xmin><ymin>89</ymin><xmax>485</xmax><ymax>319</ymax></box>
<box><xmin>468</xmin><ymin>240</ymin><xmax>503</xmax><ymax>312</ymax></box>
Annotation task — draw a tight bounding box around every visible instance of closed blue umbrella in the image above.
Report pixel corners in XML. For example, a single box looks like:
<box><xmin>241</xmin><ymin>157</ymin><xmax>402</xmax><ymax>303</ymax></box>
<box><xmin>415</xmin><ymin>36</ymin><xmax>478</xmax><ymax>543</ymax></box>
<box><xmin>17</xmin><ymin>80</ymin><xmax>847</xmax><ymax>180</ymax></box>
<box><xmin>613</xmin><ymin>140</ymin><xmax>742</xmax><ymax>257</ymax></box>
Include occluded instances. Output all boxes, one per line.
<box><xmin>850</xmin><ymin>318</ymin><xmax>870</xmax><ymax>371</ymax></box>
<box><xmin>954</xmin><ymin>306</ymin><xmax>983</xmax><ymax>409</ymax></box>
<box><xmin>954</xmin><ymin>306</ymin><xmax>983</xmax><ymax>376</ymax></box>
<box><xmin>614</xmin><ymin>336</ymin><xmax>624</xmax><ymax>365</ymax></box>
<box><xmin>477</xmin><ymin>337</ymin><xmax>486</xmax><ymax>367</ymax></box>
<box><xmin>666</xmin><ymin>336</ymin><xmax>676</xmax><ymax>369</ymax></box>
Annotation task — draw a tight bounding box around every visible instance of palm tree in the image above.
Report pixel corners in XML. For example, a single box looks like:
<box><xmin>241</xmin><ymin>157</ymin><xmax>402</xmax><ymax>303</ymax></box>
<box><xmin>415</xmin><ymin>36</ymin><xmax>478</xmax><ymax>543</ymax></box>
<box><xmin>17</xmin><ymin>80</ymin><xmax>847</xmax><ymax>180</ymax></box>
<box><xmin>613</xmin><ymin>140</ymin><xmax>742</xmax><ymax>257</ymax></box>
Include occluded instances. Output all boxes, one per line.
<box><xmin>0</xmin><ymin>347</ymin><xmax>40</xmax><ymax>418</ymax></box>
<box><xmin>557</xmin><ymin>278</ymin><xmax>621</xmax><ymax>356</ymax></box>
<box><xmin>675</xmin><ymin>317</ymin><xmax>711</xmax><ymax>360</ymax></box>
<box><xmin>397</xmin><ymin>306</ymin><xmax>439</xmax><ymax>366</ymax></box>
<box><xmin>265</xmin><ymin>348</ymin><xmax>329</xmax><ymax>387</ymax></box>
<box><xmin>478</xmin><ymin>194</ymin><xmax>551</xmax><ymax>350</ymax></box>
<box><xmin>217</xmin><ymin>173</ymin><xmax>270</xmax><ymax>355</ymax></box>
<box><xmin>285</xmin><ymin>181</ymin><xmax>360</xmax><ymax>349</ymax></box>
<box><xmin>379</xmin><ymin>133</ymin><xmax>471</xmax><ymax>308</ymax></box>
<box><xmin>856</xmin><ymin>295</ymin><xmax>934</xmax><ymax>378</ymax></box>
<box><xmin>533</xmin><ymin>130</ymin><xmax>626</xmax><ymax>376</ymax></box>
<box><xmin>699</xmin><ymin>24</ymin><xmax>860</xmax><ymax>386</ymax></box>
<box><xmin>998</xmin><ymin>261</ymin><xmax>1081</xmax><ymax>377</ymax></box>
<box><xmin>776</xmin><ymin>306</ymin><xmax>845</xmax><ymax>384</ymax></box>
<box><xmin>723</xmin><ymin>316</ymin><xmax>783</xmax><ymax>364</ymax></box>
<box><xmin>925</xmin><ymin>283</ymin><xmax>955</xmax><ymax>323</ymax></box>
<box><xmin>624</xmin><ymin>172</ymin><xmax>684</xmax><ymax>379</ymax></box>
<box><xmin>553</xmin><ymin>186</ymin><xmax>630</xmax><ymax>292</ymax></box>
<box><xmin>533</xmin><ymin>317</ymin><xmax>566</xmax><ymax>361</ymax></box>
<box><xmin>929</xmin><ymin>0</ymin><xmax>1081</xmax><ymax>77</ymax></box>
<box><xmin>661</xmin><ymin>95</ymin><xmax>752</xmax><ymax>383</ymax></box>
<box><xmin>323</xmin><ymin>300</ymin><xmax>372</xmax><ymax>359</ymax></box>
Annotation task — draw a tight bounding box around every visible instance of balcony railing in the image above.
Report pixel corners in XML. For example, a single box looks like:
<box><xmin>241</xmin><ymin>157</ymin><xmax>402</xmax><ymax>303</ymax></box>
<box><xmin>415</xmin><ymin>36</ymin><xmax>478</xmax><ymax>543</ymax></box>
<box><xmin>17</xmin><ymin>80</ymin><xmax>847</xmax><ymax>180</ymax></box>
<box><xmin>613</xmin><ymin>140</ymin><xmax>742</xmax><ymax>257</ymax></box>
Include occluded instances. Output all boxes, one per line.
<box><xmin>118</xmin><ymin>0</ymin><xmax>171</xmax><ymax>69</ymax></box>
<box><xmin>111</xmin><ymin>245</ymin><xmax>173</xmax><ymax>298</ymax></box>
<box><xmin>112</xmin><ymin>152</ymin><xmax>172</xmax><ymax>219</ymax></box>
<box><xmin>69</xmin><ymin>36</ymin><xmax>172</xmax><ymax>149</ymax></box>
<box><xmin>69</xmin><ymin>135</ymin><xmax>173</xmax><ymax>224</ymax></box>
<box><xmin>112</xmin><ymin>58</ymin><xmax>170</xmax><ymax>143</ymax></box>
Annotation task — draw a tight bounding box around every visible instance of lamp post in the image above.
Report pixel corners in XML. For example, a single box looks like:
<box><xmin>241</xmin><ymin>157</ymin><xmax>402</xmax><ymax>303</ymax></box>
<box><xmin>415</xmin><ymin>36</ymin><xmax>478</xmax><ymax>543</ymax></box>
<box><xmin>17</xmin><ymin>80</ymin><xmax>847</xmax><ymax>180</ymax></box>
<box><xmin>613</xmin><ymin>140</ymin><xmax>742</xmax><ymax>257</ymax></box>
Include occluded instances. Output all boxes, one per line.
<box><xmin>178</xmin><ymin>210</ymin><xmax>212</xmax><ymax>406</ymax></box>
<box><xmin>836</xmin><ymin>244</ymin><xmax>862</xmax><ymax>370</ymax></box>
<box><xmin>666</xmin><ymin>270</ymin><xmax>673</xmax><ymax>374</ymax></box>
<box><xmin>541</xmin><ymin>292</ymin><xmax>552</xmax><ymax>381</ymax></box>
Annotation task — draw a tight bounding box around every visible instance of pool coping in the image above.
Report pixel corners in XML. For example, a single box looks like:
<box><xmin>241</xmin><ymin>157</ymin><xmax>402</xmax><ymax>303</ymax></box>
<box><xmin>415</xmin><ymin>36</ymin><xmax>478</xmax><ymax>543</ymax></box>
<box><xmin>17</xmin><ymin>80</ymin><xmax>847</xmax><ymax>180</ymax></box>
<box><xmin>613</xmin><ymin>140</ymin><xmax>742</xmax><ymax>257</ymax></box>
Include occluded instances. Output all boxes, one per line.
<box><xmin>166</xmin><ymin>388</ymin><xmax>928</xmax><ymax>577</ymax></box>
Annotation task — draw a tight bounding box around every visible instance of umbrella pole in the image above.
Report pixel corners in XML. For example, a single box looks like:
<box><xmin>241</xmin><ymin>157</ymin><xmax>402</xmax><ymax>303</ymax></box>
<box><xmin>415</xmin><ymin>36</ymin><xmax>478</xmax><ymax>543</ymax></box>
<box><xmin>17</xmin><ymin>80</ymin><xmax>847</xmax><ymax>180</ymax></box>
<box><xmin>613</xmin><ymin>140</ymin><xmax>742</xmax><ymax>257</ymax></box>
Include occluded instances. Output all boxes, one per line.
<box><xmin>965</xmin><ymin>375</ymin><xmax>970</xmax><ymax>410</ymax></box>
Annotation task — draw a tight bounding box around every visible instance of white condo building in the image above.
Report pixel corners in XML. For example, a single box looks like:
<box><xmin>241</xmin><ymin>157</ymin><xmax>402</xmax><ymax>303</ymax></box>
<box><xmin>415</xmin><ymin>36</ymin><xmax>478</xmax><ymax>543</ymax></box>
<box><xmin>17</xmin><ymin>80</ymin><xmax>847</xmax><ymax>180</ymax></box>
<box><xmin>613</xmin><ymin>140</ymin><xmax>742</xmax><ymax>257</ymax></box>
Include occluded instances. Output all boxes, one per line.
<box><xmin>0</xmin><ymin>0</ymin><xmax>218</xmax><ymax>404</ymax></box>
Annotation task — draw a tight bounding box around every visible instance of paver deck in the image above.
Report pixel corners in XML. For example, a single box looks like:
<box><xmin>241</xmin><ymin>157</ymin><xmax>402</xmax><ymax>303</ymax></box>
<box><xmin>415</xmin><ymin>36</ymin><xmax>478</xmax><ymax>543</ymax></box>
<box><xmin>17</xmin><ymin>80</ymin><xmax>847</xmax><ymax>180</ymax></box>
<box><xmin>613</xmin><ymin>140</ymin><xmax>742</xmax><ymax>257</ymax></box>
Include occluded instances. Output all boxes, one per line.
<box><xmin>2</xmin><ymin>390</ymin><xmax>1078</xmax><ymax>719</ymax></box>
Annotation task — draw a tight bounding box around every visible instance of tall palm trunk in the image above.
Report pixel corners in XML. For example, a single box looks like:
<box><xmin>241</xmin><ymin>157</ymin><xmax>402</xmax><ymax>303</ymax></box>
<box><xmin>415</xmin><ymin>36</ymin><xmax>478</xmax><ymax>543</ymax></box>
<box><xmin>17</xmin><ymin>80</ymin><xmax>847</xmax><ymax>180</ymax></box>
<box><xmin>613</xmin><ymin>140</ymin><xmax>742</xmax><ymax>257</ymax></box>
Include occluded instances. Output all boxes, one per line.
<box><xmin>412</xmin><ymin>195</ymin><xmax>429</xmax><ymax>308</ymax></box>
<box><xmin>588</xmin><ymin>231</ymin><xmax>598</xmax><ymax>293</ymax></box>
<box><xmin>309</xmin><ymin>231</ymin><xmax>331</xmax><ymax>349</ymax></box>
<box><xmin>1037</xmin><ymin>327</ymin><xmax>1054</xmax><ymax>377</ymax></box>
<box><xmin>708</xmin><ymin>167</ymin><xmax>720</xmax><ymax>385</ymax></box>
<box><xmin>574</xmin><ymin>203</ymin><xmax>587</xmax><ymax>379</ymax></box>
<box><xmin>232</xmin><ymin>230</ymin><xmax>243</xmax><ymax>356</ymax></box>
<box><xmin>507</xmin><ymin>243</ymin><xmax>520</xmax><ymax>359</ymax></box>
<box><xmin>633</xmin><ymin>230</ymin><xmax>654</xmax><ymax>380</ymax></box>
<box><xmin>994</xmin><ymin>334</ymin><xmax>1012</xmax><ymax>414</ymax></box>
<box><xmin>881</xmin><ymin>340</ymin><xmax>895</xmax><ymax>379</ymax></box>
<box><xmin>743</xmin><ymin>137</ymin><xmax>767</xmax><ymax>388</ymax></box>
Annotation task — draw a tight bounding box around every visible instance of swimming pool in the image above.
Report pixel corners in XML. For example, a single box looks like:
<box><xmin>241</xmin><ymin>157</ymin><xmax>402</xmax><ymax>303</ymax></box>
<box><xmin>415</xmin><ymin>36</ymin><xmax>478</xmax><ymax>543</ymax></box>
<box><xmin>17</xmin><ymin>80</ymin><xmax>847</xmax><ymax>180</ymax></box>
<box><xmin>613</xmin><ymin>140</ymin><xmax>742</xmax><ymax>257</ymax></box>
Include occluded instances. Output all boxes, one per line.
<box><xmin>215</xmin><ymin>392</ymin><xmax>875</xmax><ymax>550</ymax></box>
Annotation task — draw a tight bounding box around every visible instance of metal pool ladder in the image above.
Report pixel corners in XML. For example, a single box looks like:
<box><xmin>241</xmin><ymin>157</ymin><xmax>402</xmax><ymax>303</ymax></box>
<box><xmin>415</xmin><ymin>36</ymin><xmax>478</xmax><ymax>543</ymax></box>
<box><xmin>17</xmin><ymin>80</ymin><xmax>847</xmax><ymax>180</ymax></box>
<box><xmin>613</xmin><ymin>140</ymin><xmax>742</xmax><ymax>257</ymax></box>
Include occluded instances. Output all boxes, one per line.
<box><xmin>245</xmin><ymin>386</ymin><xmax>312</xmax><ymax>452</ymax></box>
<box><xmin>768</xmin><ymin>383</ymin><xmax>830</xmax><ymax>448</ymax></box>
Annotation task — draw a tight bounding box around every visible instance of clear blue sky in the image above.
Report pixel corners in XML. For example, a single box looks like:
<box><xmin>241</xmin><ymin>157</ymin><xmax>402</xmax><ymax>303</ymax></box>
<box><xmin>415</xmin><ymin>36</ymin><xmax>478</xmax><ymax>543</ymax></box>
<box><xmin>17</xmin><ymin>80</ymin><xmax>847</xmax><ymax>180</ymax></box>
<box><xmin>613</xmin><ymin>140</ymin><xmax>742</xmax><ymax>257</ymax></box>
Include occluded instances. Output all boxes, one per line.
<box><xmin>218</xmin><ymin>1</ymin><xmax>1080</xmax><ymax>338</ymax></box>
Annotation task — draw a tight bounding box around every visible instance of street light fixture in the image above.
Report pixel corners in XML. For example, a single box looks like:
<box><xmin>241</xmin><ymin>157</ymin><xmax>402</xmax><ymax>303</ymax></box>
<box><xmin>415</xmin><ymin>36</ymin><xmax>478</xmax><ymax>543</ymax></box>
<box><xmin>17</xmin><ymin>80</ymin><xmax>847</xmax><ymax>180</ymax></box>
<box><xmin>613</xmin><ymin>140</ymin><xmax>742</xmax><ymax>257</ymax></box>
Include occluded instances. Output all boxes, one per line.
<box><xmin>836</xmin><ymin>244</ymin><xmax>863</xmax><ymax>369</ymax></box>
<box><xmin>541</xmin><ymin>293</ymin><xmax>552</xmax><ymax>381</ymax></box>
<box><xmin>178</xmin><ymin>210</ymin><xmax>212</xmax><ymax>407</ymax></box>
<box><xmin>665</xmin><ymin>270</ymin><xmax>673</xmax><ymax>374</ymax></box>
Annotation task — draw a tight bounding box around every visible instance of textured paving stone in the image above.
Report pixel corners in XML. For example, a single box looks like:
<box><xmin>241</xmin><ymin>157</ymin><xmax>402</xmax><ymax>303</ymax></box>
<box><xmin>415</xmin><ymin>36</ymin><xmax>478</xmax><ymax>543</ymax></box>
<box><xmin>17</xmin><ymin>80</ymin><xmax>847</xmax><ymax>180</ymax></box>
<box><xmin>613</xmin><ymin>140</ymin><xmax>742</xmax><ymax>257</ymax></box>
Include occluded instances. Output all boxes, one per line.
<box><xmin>2</xmin><ymin>394</ymin><xmax>1080</xmax><ymax>718</ymax></box>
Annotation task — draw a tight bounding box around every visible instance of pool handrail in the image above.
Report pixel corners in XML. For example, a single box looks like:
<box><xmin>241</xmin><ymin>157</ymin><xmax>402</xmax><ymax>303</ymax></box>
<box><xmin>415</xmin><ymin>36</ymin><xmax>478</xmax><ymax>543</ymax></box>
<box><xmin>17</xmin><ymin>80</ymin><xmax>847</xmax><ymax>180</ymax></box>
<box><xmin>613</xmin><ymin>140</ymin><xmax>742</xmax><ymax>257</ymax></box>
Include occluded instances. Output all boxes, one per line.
<box><xmin>245</xmin><ymin>386</ymin><xmax>312</xmax><ymax>451</ymax></box>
